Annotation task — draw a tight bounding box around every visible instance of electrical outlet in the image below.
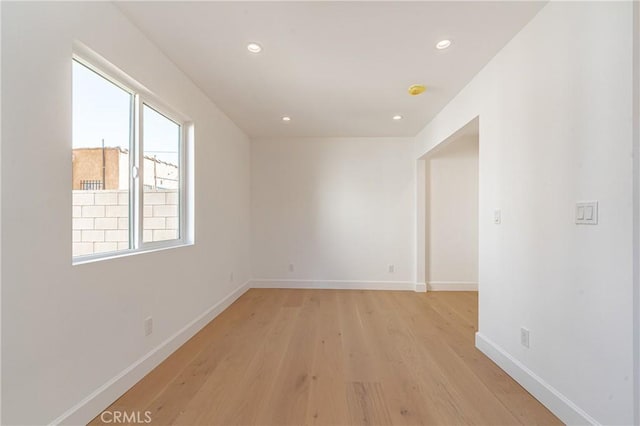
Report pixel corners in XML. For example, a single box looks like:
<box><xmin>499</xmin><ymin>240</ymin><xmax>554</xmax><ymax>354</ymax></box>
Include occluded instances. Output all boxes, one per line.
<box><xmin>520</xmin><ymin>327</ymin><xmax>530</xmax><ymax>348</ymax></box>
<box><xmin>230</xmin><ymin>272</ymin><xmax>234</xmax><ymax>282</ymax></box>
<box><xmin>144</xmin><ymin>317</ymin><xmax>153</xmax><ymax>336</ymax></box>
<box><xmin>388</xmin><ymin>264</ymin><xmax>395</xmax><ymax>273</ymax></box>
<box><xmin>288</xmin><ymin>263</ymin><xmax>294</xmax><ymax>272</ymax></box>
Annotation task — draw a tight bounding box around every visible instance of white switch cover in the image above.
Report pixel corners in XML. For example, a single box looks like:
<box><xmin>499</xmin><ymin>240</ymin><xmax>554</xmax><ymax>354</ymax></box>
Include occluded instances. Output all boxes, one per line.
<box><xmin>576</xmin><ymin>201</ymin><xmax>598</xmax><ymax>225</ymax></box>
<box><xmin>520</xmin><ymin>327</ymin><xmax>530</xmax><ymax>348</ymax></box>
<box><xmin>494</xmin><ymin>209</ymin><xmax>502</xmax><ymax>225</ymax></box>
<box><xmin>144</xmin><ymin>317</ymin><xmax>153</xmax><ymax>336</ymax></box>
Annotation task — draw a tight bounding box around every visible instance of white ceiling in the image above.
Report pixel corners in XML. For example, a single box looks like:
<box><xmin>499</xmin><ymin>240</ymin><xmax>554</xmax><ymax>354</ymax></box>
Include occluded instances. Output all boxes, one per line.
<box><xmin>117</xmin><ymin>1</ymin><xmax>545</xmax><ymax>138</ymax></box>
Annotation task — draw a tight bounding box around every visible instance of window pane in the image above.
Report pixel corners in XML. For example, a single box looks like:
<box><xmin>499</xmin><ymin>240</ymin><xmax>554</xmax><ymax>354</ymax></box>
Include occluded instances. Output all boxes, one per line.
<box><xmin>142</xmin><ymin>104</ymin><xmax>180</xmax><ymax>243</ymax></box>
<box><xmin>72</xmin><ymin>60</ymin><xmax>132</xmax><ymax>257</ymax></box>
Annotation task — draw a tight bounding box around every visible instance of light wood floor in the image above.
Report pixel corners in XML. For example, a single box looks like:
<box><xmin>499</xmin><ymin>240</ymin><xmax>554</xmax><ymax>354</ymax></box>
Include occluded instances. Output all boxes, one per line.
<box><xmin>91</xmin><ymin>289</ymin><xmax>561</xmax><ymax>425</ymax></box>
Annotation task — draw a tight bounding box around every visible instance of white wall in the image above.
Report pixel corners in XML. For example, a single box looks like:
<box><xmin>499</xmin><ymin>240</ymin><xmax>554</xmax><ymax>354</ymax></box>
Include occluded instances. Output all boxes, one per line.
<box><xmin>251</xmin><ymin>137</ymin><xmax>415</xmax><ymax>287</ymax></box>
<box><xmin>416</xmin><ymin>2</ymin><xmax>635</xmax><ymax>424</ymax></box>
<box><xmin>0</xmin><ymin>2</ymin><xmax>3</xmax><ymax>422</ymax></box>
<box><xmin>426</xmin><ymin>135</ymin><xmax>478</xmax><ymax>289</ymax></box>
<box><xmin>1</xmin><ymin>2</ymin><xmax>251</xmax><ymax>424</ymax></box>
<box><xmin>634</xmin><ymin>2</ymin><xmax>640</xmax><ymax>423</ymax></box>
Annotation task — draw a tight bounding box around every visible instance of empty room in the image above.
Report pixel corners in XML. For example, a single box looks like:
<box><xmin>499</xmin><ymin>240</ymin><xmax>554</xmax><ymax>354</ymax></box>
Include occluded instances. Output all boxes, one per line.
<box><xmin>1</xmin><ymin>1</ymin><xmax>639</xmax><ymax>425</ymax></box>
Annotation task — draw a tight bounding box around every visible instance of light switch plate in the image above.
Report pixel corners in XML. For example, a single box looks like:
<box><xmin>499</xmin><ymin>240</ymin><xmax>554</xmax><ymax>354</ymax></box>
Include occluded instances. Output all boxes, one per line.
<box><xmin>520</xmin><ymin>327</ymin><xmax>530</xmax><ymax>348</ymax></box>
<box><xmin>494</xmin><ymin>209</ymin><xmax>502</xmax><ymax>225</ymax></box>
<box><xmin>144</xmin><ymin>316</ymin><xmax>153</xmax><ymax>336</ymax></box>
<box><xmin>576</xmin><ymin>201</ymin><xmax>598</xmax><ymax>225</ymax></box>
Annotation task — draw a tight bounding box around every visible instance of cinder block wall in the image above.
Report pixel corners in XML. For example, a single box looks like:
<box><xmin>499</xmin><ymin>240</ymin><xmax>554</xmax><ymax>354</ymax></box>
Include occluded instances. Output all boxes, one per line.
<box><xmin>72</xmin><ymin>189</ymin><xmax>179</xmax><ymax>257</ymax></box>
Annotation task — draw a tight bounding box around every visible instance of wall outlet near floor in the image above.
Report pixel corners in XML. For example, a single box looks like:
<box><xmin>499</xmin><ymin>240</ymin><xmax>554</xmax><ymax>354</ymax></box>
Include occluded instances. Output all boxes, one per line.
<box><xmin>144</xmin><ymin>316</ymin><xmax>153</xmax><ymax>336</ymax></box>
<box><xmin>230</xmin><ymin>272</ymin><xmax>234</xmax><ymax>282</ymax></box>
<box><xmin>288</xmin><ymin>263</ymin><xmax>295</xmax><ymax>272</ymax></box>
<box><xmin>520</xmin><ymin>327</ymin><xmax>530</xmax><ymax>348</ymax></box>
<box><xmin>388</xmin><ymin>264</ymin><xmax>395</xmax><ymax>273</ymax></box>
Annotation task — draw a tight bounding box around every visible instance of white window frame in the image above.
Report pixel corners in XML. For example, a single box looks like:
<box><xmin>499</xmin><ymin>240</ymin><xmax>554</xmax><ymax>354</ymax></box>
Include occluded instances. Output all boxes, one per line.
<box><xmin>137</xmin><ymin>99</ymin><xmax>187</xmax><ymax>251</ymax></box>
<box><xmin>72</xmin><ymin>45</ymin><xmax>193</xmax><ymax>265</ymax></box>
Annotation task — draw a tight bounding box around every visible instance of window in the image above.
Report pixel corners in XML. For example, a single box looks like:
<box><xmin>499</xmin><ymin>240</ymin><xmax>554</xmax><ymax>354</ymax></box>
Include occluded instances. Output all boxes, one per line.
<box><xmin>72</xmin><ymin>56</ymin><xmax>190</xmax><ymax>262</ymax></box>
<box><xmin>142</xmin><ymin>104</ymin><xmax>181</xmax><ymax>243</ymax></box>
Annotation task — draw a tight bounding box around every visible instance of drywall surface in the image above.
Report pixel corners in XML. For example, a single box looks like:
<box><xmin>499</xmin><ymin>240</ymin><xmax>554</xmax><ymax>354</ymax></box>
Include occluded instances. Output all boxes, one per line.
<box><xmin>426</xmin><ymin>135</ymin><xmax>478</xmax><ymax>288</ymax></box>
<box><xmin>1</xmin><ymin>2</ymin><xmax>251</xmax><ymax>424</ymax></box>
<box><xmin>633</xmin><ymin>2</ymin><xmax>640</xmax><ymax>424</ymax></box>
<box><xmin>416</xmin><ymin>2</ymin><xmax>634</xmax><ymax>424</ymax></box>
<box><xmin>252</xmin><ymin>137</ymin><xmax>415</xmax><ymax>285</ymax></box>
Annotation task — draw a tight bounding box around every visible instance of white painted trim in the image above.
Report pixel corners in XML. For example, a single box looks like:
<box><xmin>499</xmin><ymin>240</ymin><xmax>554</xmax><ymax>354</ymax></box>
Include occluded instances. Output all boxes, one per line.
<box><xmin>632</xmin><ymin>2</ymin><xmax>640</xmax><ymax>424</ymax></box>
<box><xmin>428</xmin><ymin>281</ymin><xmax>478</xmax><ymax>291</ymax></box>
<box><xmin>49</xmin><ymin>281</ymin><xmax>251</xmax><ymax>426</ymax></box>
<box><xmin>414</xmin><ymin>282</ymin><xmax>427</xmax><ymax>293</ymax></box>
<box><xmin>250</xmin><ymin>279</ymin><xmax>416</xmax><ymax>291</ymax></box>
<box><xmin>475</xmin><ymin>333</ymin><xmax>600</xmax><ymax>426</ymax></box>
<box><xmin>415</xmin><ymin>158</ymin><xmax>427</xmax><ymax>287</ymax></box>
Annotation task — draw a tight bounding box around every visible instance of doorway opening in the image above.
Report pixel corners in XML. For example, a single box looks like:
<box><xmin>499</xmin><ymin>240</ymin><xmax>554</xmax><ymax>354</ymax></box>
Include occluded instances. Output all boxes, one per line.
<box><xmin>416</xmin><ymin>117</ymin><xmax>479</xmax><ymax>298</ymax></box>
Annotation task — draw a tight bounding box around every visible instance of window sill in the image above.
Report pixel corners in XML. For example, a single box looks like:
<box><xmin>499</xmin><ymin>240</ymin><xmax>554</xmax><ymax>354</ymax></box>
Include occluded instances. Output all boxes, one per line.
<box><xmin>72</xmin><ymin>240</ymin><xmax>194</xmax><ymax>266</ymax></box>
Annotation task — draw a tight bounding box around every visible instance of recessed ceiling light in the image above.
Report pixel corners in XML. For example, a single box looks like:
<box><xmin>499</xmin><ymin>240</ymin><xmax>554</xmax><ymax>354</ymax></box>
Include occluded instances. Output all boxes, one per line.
<box><xmin>247</xmin><ymin>42</ymin><xmax>262</xmax><ymax>53</ymax></box>
<box><xmin>393</xmin><ymin>115</ymin><xmax>403</xmax><ymax>121</ymax></box>
<box><xmin>281</xmin><ymin>116</ymin><xmax>291</xmax><ymax>122</ymax></box>
<box><xmin>436</xmin><ymin>39</ymin><xmax>452</xmax><ymax>50</ymax></box>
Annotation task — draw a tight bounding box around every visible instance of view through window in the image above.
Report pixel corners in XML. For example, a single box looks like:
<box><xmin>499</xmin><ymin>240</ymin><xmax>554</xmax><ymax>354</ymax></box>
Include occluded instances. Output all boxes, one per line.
<box><xmin>72</xmin><ymin>58</ymin><xmax>184</xmax><ymax>260</ymax></box>
<box><xmin>142</xmin><ymin>104</ymin><xmax>181</xmax><ymax>243</ymax></box>
<box><xmin>72</xmin><ymin>60</ymin><xmax>132</xmax><ymax>257</ymax></box>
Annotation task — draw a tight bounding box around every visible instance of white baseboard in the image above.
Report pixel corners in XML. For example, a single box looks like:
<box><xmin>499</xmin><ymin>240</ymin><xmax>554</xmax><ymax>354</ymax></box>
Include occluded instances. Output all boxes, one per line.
<box><xmin>428</xmin><ymin>281</ymin><xmax>478</xmax><ymax>291</ymax></box>
<box><xmin>475</xmin><ymin>333</ymin><xmax>599</xmax><ymax>426</ymax></box>
<box><xmin>414</xmin><ymin>282</ymin><xmax>427</xmax><ymax>293</ymax></box>
<box><xmin>250</xmin><ymin>279</ymin><xmax>418</xmax><ymax>292</ymax></box>
<box><xmin>50</xmin><ymin>281</ymin><xmax>251</xmax><ymax>426</ymax></box>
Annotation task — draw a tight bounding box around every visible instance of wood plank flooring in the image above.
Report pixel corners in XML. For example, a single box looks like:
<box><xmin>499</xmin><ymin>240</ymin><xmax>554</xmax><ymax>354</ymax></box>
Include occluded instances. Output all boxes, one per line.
<box><xmin>90</xmin><ymin>289</ymin><xmax>561</xmax><ymax>425</ymax></box>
